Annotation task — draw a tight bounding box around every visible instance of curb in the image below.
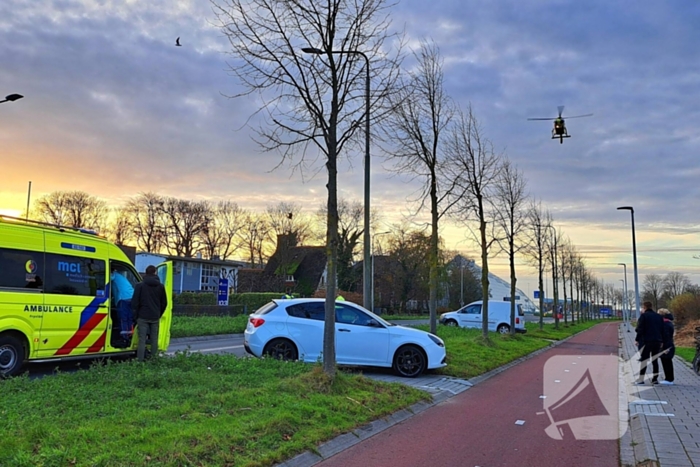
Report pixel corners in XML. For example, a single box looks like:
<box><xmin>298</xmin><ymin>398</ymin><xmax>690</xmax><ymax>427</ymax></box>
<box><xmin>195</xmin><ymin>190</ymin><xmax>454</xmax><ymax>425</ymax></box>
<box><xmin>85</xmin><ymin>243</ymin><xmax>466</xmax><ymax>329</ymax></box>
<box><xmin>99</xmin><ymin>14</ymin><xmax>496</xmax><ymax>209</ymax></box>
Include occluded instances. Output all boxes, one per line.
<box><xmin>277</xmin><ymin>322</ymin><xmax>604</xmax><ymax>467</ymax></box>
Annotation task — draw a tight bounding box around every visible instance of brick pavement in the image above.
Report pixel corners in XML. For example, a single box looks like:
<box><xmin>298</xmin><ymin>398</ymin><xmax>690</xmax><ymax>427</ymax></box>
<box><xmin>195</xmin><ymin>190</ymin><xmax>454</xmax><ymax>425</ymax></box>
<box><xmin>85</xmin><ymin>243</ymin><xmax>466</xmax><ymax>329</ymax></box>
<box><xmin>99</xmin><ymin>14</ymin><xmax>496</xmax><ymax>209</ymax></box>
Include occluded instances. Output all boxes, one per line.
<box><xmin>620</xmin><ymin>322</ymin><xmax>700</xmax><ymax>467</ymax></box>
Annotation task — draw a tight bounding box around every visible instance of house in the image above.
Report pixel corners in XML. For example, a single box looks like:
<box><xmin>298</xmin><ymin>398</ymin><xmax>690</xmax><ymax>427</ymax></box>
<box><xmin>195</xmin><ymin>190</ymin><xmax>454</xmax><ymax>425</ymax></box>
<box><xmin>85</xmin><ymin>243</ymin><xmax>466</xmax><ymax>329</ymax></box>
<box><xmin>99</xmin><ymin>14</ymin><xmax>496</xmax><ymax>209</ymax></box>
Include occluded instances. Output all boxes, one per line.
<box><xmin>253</xmin><ymin>234</ymin><xmax>328</xmax><ymax>295</ymax></box>
<box><xmin>135</xmin><ymin>253</ymin><xmax>247</xmax><ymax>294</ymax></box>
<box><xmin>464</xmin><ymin>259</ymin><xmax>540</xmax><ymax>313</ymax></box>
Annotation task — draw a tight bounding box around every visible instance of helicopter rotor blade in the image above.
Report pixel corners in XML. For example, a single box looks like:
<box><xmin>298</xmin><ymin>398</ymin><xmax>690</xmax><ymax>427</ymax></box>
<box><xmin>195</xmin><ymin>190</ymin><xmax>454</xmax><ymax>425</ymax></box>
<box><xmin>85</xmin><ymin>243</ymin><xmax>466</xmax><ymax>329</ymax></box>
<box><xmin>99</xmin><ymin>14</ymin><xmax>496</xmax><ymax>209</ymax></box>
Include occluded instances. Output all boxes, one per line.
<box><xmin>565</xmin><ymin>113</ymin><xmax>593</xmax><ymax>119</ymax></box>
<box><xmin>527</xmin><ymin>117</ymin><xmax>556</xmax><ymax>121</ymax></box>
<box><xmin>557</xmin><ymin>105</ymin><xmax>565</xmax><ymax>117</ymax></box>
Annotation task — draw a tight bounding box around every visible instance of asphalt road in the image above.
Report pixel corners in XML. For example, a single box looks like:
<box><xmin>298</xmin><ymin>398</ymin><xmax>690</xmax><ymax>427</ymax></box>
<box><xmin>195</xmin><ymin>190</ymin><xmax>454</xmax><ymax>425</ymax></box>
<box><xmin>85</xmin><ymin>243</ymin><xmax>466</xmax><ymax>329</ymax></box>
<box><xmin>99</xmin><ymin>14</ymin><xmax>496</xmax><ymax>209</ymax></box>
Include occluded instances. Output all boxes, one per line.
<box><xmin>316</xmin><ymin>322</ymin><xmax>620</xmax><ymax>467</ymax></box>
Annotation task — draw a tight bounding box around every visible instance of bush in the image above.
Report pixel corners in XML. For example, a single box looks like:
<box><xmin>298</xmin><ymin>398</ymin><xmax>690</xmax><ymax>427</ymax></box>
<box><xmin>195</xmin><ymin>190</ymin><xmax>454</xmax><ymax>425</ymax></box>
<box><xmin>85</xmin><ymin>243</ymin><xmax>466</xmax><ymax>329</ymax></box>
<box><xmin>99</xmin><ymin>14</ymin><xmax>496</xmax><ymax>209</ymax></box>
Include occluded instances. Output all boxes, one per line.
<box><xmin>669</xmin><ymin>292</ymin><xmax>700</xmax><ymax>326</ymax></box>
<box><xmin>174</xmin><ymin>292</ymin><xmax>288</xmax><ymax>311</ymax></box>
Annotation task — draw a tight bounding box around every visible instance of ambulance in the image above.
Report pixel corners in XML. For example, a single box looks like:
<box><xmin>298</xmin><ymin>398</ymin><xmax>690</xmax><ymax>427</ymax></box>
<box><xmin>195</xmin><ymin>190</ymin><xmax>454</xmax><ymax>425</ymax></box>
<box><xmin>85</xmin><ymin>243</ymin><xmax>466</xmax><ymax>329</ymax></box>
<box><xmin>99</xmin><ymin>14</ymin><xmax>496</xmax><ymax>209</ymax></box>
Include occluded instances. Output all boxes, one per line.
<box><xmin>0</xmin><ymin>215</ymin><xmax>173</xmax><ymax>377</ymax></box>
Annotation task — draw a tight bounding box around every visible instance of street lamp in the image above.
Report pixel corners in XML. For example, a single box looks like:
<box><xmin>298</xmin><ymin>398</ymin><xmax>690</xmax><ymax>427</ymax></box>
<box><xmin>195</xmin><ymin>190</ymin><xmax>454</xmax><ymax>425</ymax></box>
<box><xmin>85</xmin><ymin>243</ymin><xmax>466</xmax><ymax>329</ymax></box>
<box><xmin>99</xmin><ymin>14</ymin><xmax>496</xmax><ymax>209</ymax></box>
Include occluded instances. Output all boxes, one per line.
<box><xmin>371</xmin><ymin>231</ymin><xmax>390</xmax><ymax>311</ymax></box>
<box><xmin>301</xmin><ymin>47</ymin><xmax>372</xmax><ymax>310</ymax></box>
<box><xmin>617</xmin><ymin>206</ymin><xmax>641</xmax><ymax>321</ymax></box>
<box><xmin>618</xmin><ymin>262</ymin><xmax>630</xmax><ymax>331</ymax></box>
<box><xmin>0</xmin><ymin>94</ymin><xmax>23</xmax><ymax>104</ymax></box>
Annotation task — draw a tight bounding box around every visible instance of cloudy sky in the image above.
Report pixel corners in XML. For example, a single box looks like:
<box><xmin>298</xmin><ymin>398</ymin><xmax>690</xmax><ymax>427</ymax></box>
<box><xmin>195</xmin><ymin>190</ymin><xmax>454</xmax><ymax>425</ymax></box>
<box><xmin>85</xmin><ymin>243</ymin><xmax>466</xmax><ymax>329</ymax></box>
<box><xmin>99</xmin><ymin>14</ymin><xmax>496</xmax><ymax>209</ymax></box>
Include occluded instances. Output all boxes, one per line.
<box><xmin>2</xmin><ymin>0</ymin><xmax>700</xmax><ymax>296</ymax></box>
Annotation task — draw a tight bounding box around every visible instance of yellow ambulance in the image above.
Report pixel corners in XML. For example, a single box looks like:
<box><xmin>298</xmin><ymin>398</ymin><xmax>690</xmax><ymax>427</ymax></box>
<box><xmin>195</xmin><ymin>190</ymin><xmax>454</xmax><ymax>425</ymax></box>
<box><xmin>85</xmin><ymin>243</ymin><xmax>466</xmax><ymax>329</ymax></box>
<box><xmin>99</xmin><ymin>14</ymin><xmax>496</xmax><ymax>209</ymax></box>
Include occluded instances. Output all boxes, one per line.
<box><xmin>0</xmin><ymin>215</ymin><xmax>173</xmax><ymax>377</ymax></box>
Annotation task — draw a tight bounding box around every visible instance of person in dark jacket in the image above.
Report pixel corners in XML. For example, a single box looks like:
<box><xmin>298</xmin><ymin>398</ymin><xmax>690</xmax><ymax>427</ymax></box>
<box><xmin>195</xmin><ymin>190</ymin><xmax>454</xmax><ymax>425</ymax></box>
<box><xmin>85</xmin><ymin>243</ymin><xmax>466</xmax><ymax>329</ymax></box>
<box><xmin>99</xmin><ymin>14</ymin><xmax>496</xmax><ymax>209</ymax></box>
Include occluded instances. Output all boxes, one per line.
<box><xmin>634</xmin><ymin>301</ymin><xmax>665</xmax><ymax>384</ymax></box>
<box><xmin>131</xmin><ymin>265</ymin><xmax>168</xmax><ymax>362</ymax></box>
<box><xmin>658</xmin><ymin>308</ymin><xmax>675</xmax><ymax>385</ymax></box>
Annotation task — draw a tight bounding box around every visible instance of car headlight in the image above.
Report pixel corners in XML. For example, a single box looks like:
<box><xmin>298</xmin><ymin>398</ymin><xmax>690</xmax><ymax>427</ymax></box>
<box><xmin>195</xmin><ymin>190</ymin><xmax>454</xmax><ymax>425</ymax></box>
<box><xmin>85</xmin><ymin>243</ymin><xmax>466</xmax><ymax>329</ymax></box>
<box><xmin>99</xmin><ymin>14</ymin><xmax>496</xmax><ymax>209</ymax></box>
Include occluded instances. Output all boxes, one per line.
<box><xmin>427</xmin><ymin>334</ymin><xmax>444</xmax><ymax>347</ymax></box>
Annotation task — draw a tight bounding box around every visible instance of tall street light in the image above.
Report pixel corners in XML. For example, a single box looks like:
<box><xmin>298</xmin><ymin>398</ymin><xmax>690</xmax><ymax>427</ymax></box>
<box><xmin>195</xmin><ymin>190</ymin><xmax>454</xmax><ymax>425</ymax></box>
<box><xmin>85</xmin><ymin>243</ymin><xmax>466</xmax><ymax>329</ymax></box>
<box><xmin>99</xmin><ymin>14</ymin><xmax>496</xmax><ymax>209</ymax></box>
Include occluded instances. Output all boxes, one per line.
<box><xmin>618</xmin><ymin>262</ymin><xmax>630</xmax><ymax>331</ymax></box>
<box><xmin>0</xmin><ymin>94</ymin><xmax>23</xmax><ymax>104</ymax></box>
<box><xmin>301</xmin><ymin>47</ymin><xmax>372</xmax><ymax>310</ymax></box>
<box><xmin>617</xmin><ymin>206</ymin><xmax>641</xmax><ymax>320</ymax></box>
<box><xmin>371</xmin><ymin>231</ymin><xmax>391</xmax><ymax>311</ymax></box>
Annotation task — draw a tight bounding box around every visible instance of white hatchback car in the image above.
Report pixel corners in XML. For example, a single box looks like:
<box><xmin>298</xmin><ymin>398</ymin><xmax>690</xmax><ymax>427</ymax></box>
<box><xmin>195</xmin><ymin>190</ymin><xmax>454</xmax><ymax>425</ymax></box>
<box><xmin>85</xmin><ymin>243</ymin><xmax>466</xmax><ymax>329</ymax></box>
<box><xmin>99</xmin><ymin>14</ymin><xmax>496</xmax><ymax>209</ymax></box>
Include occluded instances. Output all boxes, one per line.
<box><xmin>244</xmin><ymin>298</ymin><xmax>447</xmax><ymax>377</ymax></box>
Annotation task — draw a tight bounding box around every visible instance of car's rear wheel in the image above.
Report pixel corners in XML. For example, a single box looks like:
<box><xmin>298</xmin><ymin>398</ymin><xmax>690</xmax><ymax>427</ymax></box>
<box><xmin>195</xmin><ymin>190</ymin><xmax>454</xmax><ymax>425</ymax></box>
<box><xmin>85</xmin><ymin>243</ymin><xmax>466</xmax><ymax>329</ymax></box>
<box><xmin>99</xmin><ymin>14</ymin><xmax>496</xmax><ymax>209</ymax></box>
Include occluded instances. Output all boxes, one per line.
<box><xmin>0</xmin><ymin>334</ymin><xmax>26</xmax><ymax>378</ymax></box>
<box><xmin>444</xmin><ymin>319</ymin><xmax>458</xmax><ymax>327</ymax></box>
<box><xmin>263</xmin><ymin>338</ymin><xmax>298</xmax><ymax>361</ymax></box>
<box><xmin>393</xmin><ymin>345</ymin><xmax>427</xmax><ymax>378</ymax></box>
<box><xmin>497</xmin><ymin>324</ymin><xmax>510</xmax><ymax>335</ymax></box>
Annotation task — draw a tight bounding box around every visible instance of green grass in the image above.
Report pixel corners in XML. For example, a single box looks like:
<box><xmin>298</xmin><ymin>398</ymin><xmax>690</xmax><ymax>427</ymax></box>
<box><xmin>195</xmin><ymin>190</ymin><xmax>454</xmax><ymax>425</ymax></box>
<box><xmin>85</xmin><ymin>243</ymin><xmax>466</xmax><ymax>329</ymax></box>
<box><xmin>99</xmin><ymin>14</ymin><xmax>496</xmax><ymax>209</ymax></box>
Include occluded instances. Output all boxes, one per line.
<box><xmin>676</xmin><ymin>346</ymin><xmax>697</xmax><ymax>364</ymax></box>
<box><xmin>171</xmin><ymin>315</ymin><xmax>249</xmax><ymax>338</ymax></box>
<box><xmin>380</xmin><ymin>314</ymin><xmax>429</xmax><ymax>321</ymax></box>
<box><xmin>0</xmin><ymin>354</ymin><xmax>428</xmax><ymax>467</ymax></box>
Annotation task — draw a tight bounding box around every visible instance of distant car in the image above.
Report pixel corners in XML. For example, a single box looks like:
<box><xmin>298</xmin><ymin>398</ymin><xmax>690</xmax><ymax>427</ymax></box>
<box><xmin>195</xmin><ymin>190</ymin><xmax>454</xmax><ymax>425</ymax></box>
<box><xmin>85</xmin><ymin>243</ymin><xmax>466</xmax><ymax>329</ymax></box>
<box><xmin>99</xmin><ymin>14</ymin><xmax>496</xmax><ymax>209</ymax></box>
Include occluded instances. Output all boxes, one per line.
<box><xmin>244</xmin><ymin>298</ymin><xmax>447</xmax><ymax>377</ymax></box>
<box><xmin>439</xmin><ymin>300</ymin><xmax>527</xmax><ymax>334</ymax></box>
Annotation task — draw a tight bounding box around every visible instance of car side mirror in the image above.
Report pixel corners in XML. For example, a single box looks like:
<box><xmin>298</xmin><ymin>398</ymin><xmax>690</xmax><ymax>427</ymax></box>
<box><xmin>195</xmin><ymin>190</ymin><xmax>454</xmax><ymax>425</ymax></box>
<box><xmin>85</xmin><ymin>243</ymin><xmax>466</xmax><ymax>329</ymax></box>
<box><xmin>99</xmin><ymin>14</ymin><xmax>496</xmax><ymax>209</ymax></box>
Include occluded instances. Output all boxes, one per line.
<box><xmin>367</xmin><ymin>319</ymin><xmax>381</xmax><ymax>327</ymax></box>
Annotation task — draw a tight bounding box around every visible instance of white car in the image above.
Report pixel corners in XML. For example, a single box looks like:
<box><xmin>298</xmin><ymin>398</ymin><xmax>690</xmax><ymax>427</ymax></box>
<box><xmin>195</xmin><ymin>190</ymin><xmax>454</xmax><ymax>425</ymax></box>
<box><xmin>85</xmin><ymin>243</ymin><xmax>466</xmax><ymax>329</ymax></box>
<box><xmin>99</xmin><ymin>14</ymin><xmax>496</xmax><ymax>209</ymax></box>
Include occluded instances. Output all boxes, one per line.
<box><xmin>244</xmin><ymin>298</ymin><xmax>447</xmax><ymax>377</ymax></box>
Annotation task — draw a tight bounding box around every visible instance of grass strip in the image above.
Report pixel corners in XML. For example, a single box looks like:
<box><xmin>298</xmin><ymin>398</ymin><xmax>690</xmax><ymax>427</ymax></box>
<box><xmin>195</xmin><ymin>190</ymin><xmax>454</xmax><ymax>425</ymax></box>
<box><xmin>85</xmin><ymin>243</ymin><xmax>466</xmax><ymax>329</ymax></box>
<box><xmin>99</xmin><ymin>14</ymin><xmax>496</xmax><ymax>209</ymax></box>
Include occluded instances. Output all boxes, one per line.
<box><xmin>171</xmin><ymin>315</ymin><xmax>249</xmax><ymax>338</ymax></box>
<box><xmin>675</xmin><ymin>346</ymin><xmax>696</xmax><ymax>364</ymax></box>
<box><xmin>1</xmin><ymin>354</ymin><xmax>428</xmax><ymax>467</ymax></box>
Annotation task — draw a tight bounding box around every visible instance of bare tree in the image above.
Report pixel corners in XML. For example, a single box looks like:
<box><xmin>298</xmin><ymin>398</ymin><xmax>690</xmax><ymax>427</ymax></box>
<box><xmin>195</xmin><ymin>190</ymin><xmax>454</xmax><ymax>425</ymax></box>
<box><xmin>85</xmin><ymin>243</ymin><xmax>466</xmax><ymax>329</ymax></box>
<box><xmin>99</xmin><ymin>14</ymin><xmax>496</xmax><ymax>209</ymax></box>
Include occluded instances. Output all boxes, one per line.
<box><xmin>643</xmin><ymin>273</ymin><xmax>664</xmax><ymax>310</ymax></box>
<box><xmin>239</xmin><ymin>212</ymin><xmax>273</xmax><ymax>269</ymax></box>
<box><xmin>200</xmin><ymin>201</ymin><xmax>246</xmax><ymax>260</ymax></box>
<box><xmin>106</xmin><ymin>207</ymin><xmax>134</xmax><ymax>246</ymax></box>
<box><xmin>266</xmin><ymin>201</ymin><xmax>316</xmax><ymax>246</ymax></box>
<box><xmin>494</xmin><ymin>159</ymin><xmax>529</xmax><ymax>335</ymax></box>
<box><xmin>384</xmin><ymin>40</ymin><xmax>456</xmax><ymax>334</ymax></box>
<box><xmin>524</xmin><ymin>200</ymin><xmax>550</xmax><ymax>330</ymax></box>
<box><xmin>34</xmin><ymin>190</ymin><xmax>108</xmax><ymax>232</ymax></box>
<box><xmin>213</xmin><ymin>0</ymin><xmax>401</xmax><ymax>376</ymax></box>
<box><xmin>546</xmin><ymin>221</ymin><xmax>562</xmax><ymax>329</ymax></box>
<box><xmin>160</xmin><ymin>198</ymin><xmax>212</xmax><ymax>258</ymax></box>
<box><xmin>663</xmin><ymin>271</ymin><xmax>691</xmax><ymax>301</ymax></box>
<box><xmin>126</xmin><ymin>192</ymin><xmax>166</xmax><ymax>254</ymax></box>
<box><xmin>446</xmin><ymin>107</ymin><xmax>503</xmax><ymax>339</ymax></box>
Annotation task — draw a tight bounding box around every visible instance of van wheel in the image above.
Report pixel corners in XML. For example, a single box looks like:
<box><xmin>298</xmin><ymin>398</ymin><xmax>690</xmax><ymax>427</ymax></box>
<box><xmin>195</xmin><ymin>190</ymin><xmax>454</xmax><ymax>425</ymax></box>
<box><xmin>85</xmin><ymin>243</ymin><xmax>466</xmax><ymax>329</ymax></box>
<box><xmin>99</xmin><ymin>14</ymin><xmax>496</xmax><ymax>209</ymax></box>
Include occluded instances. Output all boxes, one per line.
<box><xmin>0</xmin><ymin>335</ymin><xmax>26</xmax><ymax>378</ymax></box>
<box><xmin>497</xmin><ymin>324</ymin><xmax>510</xmax><ymax>335</ymax></box>
<box><xmin>263</xmin><ymin>339</ymin><xmax>298</xmax><ymax>361</ymax></box>
<box><xmin>444</xmin><ymin>319</ymin><xmax>458</xmax><ymax>327</ymax></box>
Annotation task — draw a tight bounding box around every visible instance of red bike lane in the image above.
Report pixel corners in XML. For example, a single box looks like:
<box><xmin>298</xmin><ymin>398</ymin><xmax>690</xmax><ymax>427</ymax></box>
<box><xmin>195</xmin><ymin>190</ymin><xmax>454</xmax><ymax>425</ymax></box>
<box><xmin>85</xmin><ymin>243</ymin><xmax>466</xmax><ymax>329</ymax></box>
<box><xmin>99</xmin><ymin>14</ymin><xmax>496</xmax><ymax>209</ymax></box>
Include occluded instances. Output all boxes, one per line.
<box><xmin>318</xmin><ymin>322</ymin><xmax>621</xmax><ymax>467</ymax></box>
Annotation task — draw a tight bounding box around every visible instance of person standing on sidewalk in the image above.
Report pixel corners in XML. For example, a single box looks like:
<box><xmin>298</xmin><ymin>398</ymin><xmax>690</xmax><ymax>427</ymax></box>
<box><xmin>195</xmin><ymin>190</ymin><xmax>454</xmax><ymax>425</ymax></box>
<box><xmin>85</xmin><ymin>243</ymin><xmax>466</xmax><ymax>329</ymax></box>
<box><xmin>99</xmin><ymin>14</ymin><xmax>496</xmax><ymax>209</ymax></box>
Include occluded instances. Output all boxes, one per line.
<box><xmin>131</xmin><ymin>265</ymin><xmax>168</xmax><ymax>362</ymax></box>
<box><xmin>658</xmin><ymin>308</ymin><xmax>675</xmax><ymax>385</ymax></box>
<box><xmin>634</xmin><ymin>301</ymin><xmax>665</xmax><ymax>385</ymax></box>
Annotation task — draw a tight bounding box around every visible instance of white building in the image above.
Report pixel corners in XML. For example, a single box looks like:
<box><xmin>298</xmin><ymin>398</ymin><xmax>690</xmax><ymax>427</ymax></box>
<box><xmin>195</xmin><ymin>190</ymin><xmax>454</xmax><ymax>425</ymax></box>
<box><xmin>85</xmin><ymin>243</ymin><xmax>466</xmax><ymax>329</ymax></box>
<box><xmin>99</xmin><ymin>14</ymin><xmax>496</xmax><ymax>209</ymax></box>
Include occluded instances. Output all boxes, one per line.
<box><xmin>467</xmin><ymin>260</ymin><xmax>539</xmax><ymax>313</ymax></box>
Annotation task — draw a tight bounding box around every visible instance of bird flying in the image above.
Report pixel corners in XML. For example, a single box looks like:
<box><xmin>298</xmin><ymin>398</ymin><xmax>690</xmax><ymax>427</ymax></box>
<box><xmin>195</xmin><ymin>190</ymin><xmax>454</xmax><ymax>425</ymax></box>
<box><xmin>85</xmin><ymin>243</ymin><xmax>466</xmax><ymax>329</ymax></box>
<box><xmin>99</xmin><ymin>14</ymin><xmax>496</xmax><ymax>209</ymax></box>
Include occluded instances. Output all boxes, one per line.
<box><xmin>175</xmin><ymin>37</ymin><xmax>181</xmax><ymax>46</ymax></box>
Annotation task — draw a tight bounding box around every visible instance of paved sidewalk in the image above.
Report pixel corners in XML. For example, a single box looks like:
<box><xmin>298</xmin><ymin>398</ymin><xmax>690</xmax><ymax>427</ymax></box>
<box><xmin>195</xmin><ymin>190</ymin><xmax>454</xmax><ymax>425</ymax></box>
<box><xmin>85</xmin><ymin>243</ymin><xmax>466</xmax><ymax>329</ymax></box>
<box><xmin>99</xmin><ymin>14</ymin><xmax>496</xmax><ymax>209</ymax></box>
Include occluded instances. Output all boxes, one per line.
<box><xmin>619</xmin><ymin>322</ymin><xmax>700</xmax><ymax>467</ymax></box>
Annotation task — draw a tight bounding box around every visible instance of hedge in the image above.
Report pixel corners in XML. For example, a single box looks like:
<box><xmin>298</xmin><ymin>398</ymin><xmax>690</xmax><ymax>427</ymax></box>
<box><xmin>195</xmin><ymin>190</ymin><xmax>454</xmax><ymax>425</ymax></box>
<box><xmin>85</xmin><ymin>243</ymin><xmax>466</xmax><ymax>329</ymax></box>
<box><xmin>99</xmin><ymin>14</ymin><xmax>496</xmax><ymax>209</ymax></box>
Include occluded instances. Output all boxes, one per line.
<box><xmin>174</xmin><ymin>292</ymin><xmax>294</xmax><ymax>311</ymax></box>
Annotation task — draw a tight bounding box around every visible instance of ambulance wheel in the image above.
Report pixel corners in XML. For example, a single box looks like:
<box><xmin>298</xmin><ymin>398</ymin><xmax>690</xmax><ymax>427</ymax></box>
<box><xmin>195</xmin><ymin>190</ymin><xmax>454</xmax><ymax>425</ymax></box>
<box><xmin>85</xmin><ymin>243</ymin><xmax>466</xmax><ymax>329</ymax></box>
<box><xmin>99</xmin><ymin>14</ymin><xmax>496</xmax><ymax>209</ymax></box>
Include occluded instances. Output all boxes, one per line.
<box><xmin>0</xmin><ymin>334</ymin><xmax>26</xmax><ymax>378</ymax></box>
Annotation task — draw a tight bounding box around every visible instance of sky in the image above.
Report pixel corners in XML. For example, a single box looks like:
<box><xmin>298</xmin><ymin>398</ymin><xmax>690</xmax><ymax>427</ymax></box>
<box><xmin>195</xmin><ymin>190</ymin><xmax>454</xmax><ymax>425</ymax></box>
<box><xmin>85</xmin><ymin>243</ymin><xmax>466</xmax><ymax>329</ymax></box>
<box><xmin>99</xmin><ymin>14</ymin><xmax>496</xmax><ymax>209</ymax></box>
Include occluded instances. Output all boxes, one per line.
<box><xmin>2</xmin><ymin>0</ymin><xmax>700</xmax><ymax>298</ymax></box>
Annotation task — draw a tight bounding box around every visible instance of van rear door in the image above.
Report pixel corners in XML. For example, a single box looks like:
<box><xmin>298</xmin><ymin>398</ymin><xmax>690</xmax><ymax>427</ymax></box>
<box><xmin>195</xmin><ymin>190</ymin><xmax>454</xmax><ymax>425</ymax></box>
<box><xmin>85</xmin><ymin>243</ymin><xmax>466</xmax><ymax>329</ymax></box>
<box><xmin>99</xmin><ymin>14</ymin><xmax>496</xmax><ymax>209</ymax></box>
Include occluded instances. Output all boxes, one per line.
<box><xmin>40</xmin><ymin>234</ymin><xmax>109</xmax><ymax>357</ymax></box>
<box><xmin>156</xmin><ymin>261</ymin><xmax>173</xmax><ymax>351</ymax></box>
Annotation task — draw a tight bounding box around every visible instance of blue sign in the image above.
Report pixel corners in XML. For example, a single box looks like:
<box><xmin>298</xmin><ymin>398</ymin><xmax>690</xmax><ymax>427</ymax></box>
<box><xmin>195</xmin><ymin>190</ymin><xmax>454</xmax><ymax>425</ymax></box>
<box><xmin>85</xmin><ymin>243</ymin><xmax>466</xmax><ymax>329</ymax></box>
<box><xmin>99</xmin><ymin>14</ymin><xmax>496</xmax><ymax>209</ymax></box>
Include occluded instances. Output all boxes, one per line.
<box><xmin>217</xmin><ymin>278</ymin><xmax>229</xmax><ymax>306</ymax></box>
<box><xmin>534</xmin><ymin>290</ymin><xmax>540</xmax><ymax>299</ymax></box>
<box><xmin>600</xmin><ymin>307</ymin><xmax>611</xmax><ymax>315</ymax></box>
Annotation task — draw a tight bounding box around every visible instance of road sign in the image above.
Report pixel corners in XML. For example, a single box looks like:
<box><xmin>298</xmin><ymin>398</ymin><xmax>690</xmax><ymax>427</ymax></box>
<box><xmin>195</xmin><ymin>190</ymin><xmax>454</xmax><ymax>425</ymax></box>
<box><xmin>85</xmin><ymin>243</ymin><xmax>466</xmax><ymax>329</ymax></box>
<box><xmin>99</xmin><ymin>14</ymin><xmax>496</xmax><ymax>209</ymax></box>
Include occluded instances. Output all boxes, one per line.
<box><xmin>534</xmin><ymin>290</ymin><xmax>540</xmax><ymax>299</ymax></box>
<box><xmin>600</xmin><ymin>307</ymin><xmax>611</xmax><ymax>315</ymax></box>
<box><xmin>218</xmin><ymin>278</ymin><xmax>229</xmax><ymax>306</ymax></box>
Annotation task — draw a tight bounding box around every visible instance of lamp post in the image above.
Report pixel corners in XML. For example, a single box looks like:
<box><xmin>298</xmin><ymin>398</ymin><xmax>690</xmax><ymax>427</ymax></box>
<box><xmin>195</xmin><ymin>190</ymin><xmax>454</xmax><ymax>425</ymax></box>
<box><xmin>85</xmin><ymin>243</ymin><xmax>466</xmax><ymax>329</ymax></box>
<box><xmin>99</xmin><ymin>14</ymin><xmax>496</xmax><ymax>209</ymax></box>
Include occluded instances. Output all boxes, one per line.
<box><xmin>301</xmin><ymin>47</ymin><xmax>372</xmax><ymax>310</ymax></box>
<box><xmin>618</xmin><ymin>262</ymin><xmax>630</xmax><ymax>331</ymax></box>
<box><xmin>371</xmin><ymin>231</ymin><xmax>390</xmax><ymax>311</ymax></box>
<box><xmin>0</xmin><ymin>94</ymin><xmax>23</xmax><ymax>104</ymax></box>
<box><xmin>617</xmin><ymin>206</ymin><xmax>641</xmax><ymax>321</ymax></box>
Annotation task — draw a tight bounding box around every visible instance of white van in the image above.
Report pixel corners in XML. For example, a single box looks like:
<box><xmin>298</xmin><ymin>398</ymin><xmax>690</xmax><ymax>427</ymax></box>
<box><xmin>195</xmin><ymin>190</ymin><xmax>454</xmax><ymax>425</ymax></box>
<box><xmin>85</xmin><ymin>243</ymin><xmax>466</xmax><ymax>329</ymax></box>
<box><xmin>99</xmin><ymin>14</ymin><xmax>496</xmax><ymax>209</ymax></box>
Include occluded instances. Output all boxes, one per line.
<box><xmin>439</xmin><ymin>300</ymin><xmax>527</xmax><ymax>334</ymax></box>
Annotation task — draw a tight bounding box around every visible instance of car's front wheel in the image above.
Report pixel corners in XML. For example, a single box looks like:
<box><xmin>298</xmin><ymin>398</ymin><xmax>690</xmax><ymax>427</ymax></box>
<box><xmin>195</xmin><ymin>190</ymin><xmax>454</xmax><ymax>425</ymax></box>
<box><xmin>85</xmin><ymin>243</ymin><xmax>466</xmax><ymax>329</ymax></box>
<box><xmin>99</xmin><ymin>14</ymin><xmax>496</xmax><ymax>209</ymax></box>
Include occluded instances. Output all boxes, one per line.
<box><xmin>393</xmin><ymin>345</ymin><xmax>427</xmax><ymax>378</ymax></box>
<box><xmin>263</xmin><ymin>338</ymin><xmax>298</xmax><ymax>361</ymax></box>
<box><xmin>497</xmin><ymin>324</ymin><xmax>510</xmax><ymax>334</ymax></box>
<box><xmin>444</xmin><ymin>319</ymin><xmax>458</xmax><ymax>327</ymax></box>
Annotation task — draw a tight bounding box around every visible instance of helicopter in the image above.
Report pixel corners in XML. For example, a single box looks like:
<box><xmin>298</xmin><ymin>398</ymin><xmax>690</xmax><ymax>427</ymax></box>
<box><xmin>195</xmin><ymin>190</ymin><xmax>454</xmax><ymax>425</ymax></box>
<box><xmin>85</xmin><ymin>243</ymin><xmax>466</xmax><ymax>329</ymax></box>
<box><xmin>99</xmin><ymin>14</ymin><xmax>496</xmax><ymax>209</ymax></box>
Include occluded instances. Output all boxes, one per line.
<box><xmin>527</xmin><ymin>106</ymin><xmax>593</xmax><ymax>143</ymax></box>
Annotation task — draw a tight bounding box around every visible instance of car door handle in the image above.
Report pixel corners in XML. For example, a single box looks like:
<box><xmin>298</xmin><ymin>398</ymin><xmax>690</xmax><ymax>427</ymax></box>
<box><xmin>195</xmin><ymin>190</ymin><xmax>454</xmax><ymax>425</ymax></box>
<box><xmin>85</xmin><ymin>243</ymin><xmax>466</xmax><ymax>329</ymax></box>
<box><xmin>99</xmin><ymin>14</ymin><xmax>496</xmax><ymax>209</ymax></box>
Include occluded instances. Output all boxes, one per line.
<box><xmin>338</xmin><ymin>328</ymin><xmax>351</xmax><ymax>332</ymax></box>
